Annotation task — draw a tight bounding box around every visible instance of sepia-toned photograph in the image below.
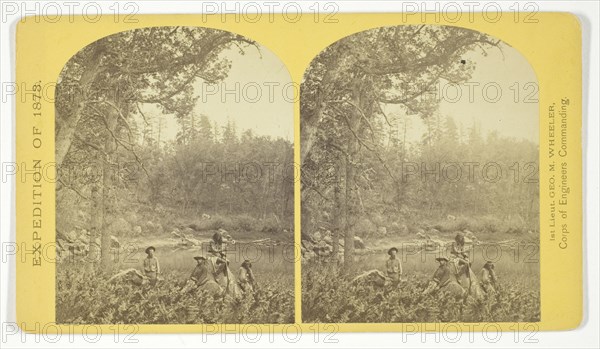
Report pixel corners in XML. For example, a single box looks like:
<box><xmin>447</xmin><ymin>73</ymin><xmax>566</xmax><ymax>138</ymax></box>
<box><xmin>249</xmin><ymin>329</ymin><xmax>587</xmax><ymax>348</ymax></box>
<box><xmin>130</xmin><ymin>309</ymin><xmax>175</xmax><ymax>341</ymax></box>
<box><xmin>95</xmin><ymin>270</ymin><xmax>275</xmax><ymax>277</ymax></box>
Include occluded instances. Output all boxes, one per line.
<box><xmin>55</xmin><ymin>26</ymin><xmax>294</xmax><ymax>324</ymax></box>
<box><xmin>300</xmin><ymin>25</ymin><xmax>540</xmax><ymax>323</ymax></box>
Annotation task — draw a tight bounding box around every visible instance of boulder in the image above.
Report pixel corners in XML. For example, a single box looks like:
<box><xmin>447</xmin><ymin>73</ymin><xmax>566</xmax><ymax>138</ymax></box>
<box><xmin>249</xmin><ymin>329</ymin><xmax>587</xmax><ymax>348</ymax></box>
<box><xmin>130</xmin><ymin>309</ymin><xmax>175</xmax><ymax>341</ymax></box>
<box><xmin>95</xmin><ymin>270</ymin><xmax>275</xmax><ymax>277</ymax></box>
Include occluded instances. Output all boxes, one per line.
<box><xmin>109</xmin><ymin>268</ymin><xmax>147</xmax><ymax>286</ymax></box>
<box><xmin>313</xmin><ymin>241</ymin><xmax>329</xmax><ymax>253</ymax></box>
<box><xmin>415</xmin><ymin>231</ymin><xmax>428</xmax><ymax>240</ymax></box>
<box><xmin>429</xmin><ymin>228</ymin><xmax>440</xmax><ymax>236</ymax></box>
<box><xmin>188</xmin><ymin>223</ymin><xmax>201</xmax><ymax>232</ymax></box>
<box><xmin>312</xmin><ymin>231</ymin><xmax>322</xmax><ymax>241</ymax></box>
<box><xmin>133</xmin><ymin>225</ymin><xmax>142</xmax><ymax>235</ymax></box>
<box><xmin>301</xmin><ymin>240</ymin><xmax>315</xmax><ymax>252</ymax></box>
<box><xmin>316</xmin><ymin>245</ymin><xmax>333</xmax><ymax>256</ymax></box>
<box><xmin>77</xmin><ymin>210</ymin><xmax>87</xmax><ymax>221</ymax></box>
<box><xmin>110</xmin><ymin>235</ymin><xmax>120</xmax><ymax>249</ymax></box>
<box><xmin>144</xmin><ymin>221</ymin><xmax>164</xmax><ymax>234</ymax></box>
<box><xmin>62</xmin><ymin>230</ymin><xmax>78</xmax><ymax>243</ymax></box>
<box><xmin>352</xmin><ymin>269</ymin><xmax>388</xmax><ymax>288</ymax></box>
<box><xmin>463</xmin><ymin>229</ymin><xmax>476</xmax><ymax>239</ymax></box>
<box><xmin>354</xmin><ymin>236</ymin><xmax>366</xmax><ymax>249</ymax></box>
<box><xmin>302</xmin><ymin>250</ymin><xmax>317</xmax><ymax>262</ymax></box>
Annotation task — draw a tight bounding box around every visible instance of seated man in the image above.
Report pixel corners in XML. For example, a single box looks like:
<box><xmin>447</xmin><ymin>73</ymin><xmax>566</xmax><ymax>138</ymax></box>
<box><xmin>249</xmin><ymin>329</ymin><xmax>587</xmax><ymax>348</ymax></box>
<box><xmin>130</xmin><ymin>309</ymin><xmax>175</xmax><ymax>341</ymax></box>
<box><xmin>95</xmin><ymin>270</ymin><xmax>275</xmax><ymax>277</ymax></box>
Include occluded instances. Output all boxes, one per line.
<box><xmin>208</xmin><ymin>229</ymin><xmax>235</xmax><ymax>257</ymax></box>
<box><xmin>422</xmin><ymin>257</ymin><xmax>452</xmax><ymax>295</ymax></box>
<box><xmin>450</xmin><ymin>233</ymin><xmax>471</xmax><ymax>284</ymax></box>
<box><xmin>209</xmin><ymin>231</ymin><xmax>224</xmax><ymax>256</ymax></box>
<box><xmin>186</xmin><ymin>256</ymin><xmax>223</xmax><ymax>295</ymax></box>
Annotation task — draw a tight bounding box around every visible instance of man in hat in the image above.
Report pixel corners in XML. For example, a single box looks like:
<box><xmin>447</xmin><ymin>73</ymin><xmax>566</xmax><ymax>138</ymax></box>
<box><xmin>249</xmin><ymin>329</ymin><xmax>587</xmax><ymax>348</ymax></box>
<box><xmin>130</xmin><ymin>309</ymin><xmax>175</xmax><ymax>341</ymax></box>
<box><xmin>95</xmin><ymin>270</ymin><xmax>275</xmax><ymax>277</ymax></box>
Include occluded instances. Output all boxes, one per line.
<box><xmin>190</xmin><ymin>256</ymin><xmax>209</xmax><ymax>286</ymax></box>
<box><xmin>480</xmin><ymin>261</ymin><xmax>498</xmax><ymax>294</ymax></box>
<box><xmin>450</xmin><ymin>233</ymin><xmax>469</xmax><ymax>261</ymax></box>
<box><xmin>238</xmin><ymin>260</ymin><xmax>256</xmax><ymax>293</ymax></box>
<box><xmin>386</xmin><ymin>247</ymin><xmax>403</xmax><ymax>286</ymax></box>
<box><xmin>423</xmin><ymin>257</ymin><xmax>452</xmax><ymax>295</ymax></box>
<box><xmin>143</xmin><ymin>246</ymin><xmax>160</xmax><ymax>286</ymax></box>
<box><xmin>190</xmin><ymin>256</ymin><xmax>223</xmax><ymax>294</ymax></box>
<box><xmin>450</xmin><ymin>232</ymin><xmax>470</xmax><ymax>284</ymax></box>
<box><xmin>209</xmin><ymin>231</ymin><xmax>224</xmax><ymax>256</ymax></box>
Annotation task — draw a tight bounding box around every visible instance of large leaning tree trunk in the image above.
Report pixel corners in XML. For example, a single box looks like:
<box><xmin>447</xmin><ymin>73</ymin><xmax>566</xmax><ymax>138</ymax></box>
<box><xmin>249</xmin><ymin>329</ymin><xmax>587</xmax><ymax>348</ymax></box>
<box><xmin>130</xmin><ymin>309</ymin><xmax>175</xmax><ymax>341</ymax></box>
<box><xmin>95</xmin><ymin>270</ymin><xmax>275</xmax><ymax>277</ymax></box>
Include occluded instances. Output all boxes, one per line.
<box><xmin>89</xmin><ymin>184</ymin><xmax>102</xmax><ymax>270</ymax></box>
<box><xmin>342</xmin><ymin>80</ymin><xmax>372</xmax><ymax>270</ymax></box>
<box><xmin>100</xmin><ymin>98</ymin><xmax>121</xmax><ymax>268</ymax></box>
<box><xmin>55</xmin><ymin>42</ymin><xmax>107</xmax><ymax>167</ymax></box>
<box><xmin>343</xmin><ymin>142</ymin><xmax>356</xmax><ymax>270</ymax></box>
<box><xmin>331</xmin><ymin>161</ymin><xmax>341</xmax><ymax>258</ymax></box>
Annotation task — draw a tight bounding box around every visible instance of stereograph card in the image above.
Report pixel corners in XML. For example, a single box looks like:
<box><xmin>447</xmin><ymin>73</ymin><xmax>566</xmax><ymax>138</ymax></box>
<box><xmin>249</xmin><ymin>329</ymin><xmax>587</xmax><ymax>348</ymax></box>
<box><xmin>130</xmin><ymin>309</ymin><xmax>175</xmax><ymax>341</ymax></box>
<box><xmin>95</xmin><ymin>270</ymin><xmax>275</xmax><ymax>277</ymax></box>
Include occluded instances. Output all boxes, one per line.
<box><xmin>14</xmin><ymin>12</ymin><xmax>582</xmax><ymax>333</ymax></box>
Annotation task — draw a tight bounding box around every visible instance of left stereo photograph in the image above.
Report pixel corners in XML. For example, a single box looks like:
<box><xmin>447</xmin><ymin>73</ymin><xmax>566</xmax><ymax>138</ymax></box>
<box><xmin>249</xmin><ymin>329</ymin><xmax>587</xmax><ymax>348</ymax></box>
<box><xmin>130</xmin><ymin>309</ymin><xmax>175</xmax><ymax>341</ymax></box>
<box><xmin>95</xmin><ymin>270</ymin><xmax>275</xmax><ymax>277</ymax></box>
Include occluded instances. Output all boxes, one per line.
<box><xmin>54</xmin><ymin>26</ymin><xmax>295</xmax><ymax>324</ymax></box>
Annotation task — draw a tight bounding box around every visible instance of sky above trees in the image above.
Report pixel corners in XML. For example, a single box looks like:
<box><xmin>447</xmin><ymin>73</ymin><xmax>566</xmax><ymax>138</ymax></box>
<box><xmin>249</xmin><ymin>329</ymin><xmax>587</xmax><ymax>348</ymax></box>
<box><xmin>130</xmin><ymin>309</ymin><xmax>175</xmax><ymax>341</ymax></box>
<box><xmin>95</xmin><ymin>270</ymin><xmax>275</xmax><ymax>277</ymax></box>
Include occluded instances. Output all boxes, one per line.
<box><xmin>383</xmin><ymin>42</ymin><xmax>539</xmax><ymax>144</ymax></box>
<box><xmin>137</xmin><ymin>43</ymin><xmax>294</xmax><ymax>144</ymax></box>
<box><xmin>132</xmin><ymin>33</ymin><xmax>537</xmax><ymax>147</ymax></box>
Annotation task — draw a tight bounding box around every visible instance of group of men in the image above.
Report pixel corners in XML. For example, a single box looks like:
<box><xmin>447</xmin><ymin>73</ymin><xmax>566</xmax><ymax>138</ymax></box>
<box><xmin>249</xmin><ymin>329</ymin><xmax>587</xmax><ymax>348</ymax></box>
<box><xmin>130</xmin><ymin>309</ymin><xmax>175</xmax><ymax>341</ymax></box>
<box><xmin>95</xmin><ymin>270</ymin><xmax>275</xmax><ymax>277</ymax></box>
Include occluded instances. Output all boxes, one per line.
<box><xmin>385</xmin><ymin>232</ymin><xmax>498</xmax><ymax>294</ymax></box>
<box><xmin>141</xmin><ymin>230</ymin><xmax>256</xmax><ymax>293</ymax></box>
<box><xmin>142</xmin><ymin>230</ymin><xmax>499</xmax><ymax>296</ymax></box>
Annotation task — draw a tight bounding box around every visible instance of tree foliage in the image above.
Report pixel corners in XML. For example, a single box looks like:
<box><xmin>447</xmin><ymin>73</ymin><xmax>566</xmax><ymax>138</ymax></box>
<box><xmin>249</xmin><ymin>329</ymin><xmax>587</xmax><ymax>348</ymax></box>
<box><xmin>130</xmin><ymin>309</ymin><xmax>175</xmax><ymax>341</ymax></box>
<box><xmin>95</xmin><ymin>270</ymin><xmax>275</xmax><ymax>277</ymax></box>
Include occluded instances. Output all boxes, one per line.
<box><xmin>300</xmin><ymin>25</ymin><xmax>536</xmax><ymax>269</ymax></box>
<box><xmin>55</xmin><ymin>27</ymin><xmax>291</xmax><ymax>268</ymax></box>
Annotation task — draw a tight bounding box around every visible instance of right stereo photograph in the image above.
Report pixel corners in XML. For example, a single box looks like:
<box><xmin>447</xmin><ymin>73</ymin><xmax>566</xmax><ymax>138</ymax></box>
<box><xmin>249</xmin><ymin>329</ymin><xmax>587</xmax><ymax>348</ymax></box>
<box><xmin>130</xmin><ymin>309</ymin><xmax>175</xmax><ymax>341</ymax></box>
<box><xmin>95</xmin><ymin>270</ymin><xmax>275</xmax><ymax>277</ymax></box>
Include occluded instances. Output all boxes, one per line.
<box><xmin>300</xmin><ymin>24</ymin><xmax>540</xmax><ymax>323</ymax></box>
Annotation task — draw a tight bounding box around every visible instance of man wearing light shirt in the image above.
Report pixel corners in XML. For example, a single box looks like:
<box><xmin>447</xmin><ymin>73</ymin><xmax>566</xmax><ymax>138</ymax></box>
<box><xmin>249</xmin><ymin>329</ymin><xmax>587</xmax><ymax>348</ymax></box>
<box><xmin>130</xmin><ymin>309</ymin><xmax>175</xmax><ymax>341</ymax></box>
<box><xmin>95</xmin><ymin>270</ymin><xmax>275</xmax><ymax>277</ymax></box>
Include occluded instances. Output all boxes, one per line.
<box><xmin>386</xmin><ymin>247</ymin><xmax>402</xmax><ymax>286</ymax></box>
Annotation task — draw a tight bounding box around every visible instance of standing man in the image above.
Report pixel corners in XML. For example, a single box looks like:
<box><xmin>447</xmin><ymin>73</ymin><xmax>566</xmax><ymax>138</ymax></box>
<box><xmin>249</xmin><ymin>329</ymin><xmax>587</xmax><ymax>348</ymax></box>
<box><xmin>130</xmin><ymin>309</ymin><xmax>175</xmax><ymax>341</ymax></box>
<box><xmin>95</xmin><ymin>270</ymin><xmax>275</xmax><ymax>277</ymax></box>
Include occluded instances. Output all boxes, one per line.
<box><xmin>143</xmin><ymin>246</ymin><xmax>160</xmax><ymax>286</ymax></box>
<box><xmin>386</xmin><ymin>247</ymin><xmax>402</xmax><ymax>286</ymax></box>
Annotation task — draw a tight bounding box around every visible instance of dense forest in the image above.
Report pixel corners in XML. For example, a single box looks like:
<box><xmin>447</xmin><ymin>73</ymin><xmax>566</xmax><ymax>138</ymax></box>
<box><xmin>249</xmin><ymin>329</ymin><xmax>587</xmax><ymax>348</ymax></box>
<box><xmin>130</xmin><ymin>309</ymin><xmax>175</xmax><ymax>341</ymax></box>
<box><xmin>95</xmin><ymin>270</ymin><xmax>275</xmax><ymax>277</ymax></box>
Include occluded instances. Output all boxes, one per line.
<box><xmin>58</xmin><ymin>113</ymin><xmax>293</xmax><ymax>230</ymax></box>
<box><xmin>147</xmin><ymin>114</ymin><xmax>294</xmax><ymax>221</ymax></box>
<box><xmin>300</xmin><ymin>25</ymin><xmax>539</xmax><ymax>268</ymax></box>
<box><xmin>302</xmin><ymin>113</ymin><xmax>539</xmax><ymax>237</ymax></box>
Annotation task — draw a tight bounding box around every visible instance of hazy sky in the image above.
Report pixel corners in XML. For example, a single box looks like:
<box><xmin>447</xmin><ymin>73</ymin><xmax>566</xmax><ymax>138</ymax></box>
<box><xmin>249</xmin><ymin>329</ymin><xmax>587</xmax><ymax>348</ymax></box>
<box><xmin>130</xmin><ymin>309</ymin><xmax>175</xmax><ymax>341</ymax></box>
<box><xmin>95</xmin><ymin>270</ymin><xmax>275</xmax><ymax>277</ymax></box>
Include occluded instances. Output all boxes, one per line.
<box><xmin>139</xmin><ymin>43</ymin><xmax>294</xmax><ymax>143</ymax></box>
<box><xmin>139</xmin><ymin>38</ymin><xmax>537</xmax><ymax>146</ymax></box>
<box><xmin>384</xmin><ymin>43</ymin><xmax>539</xmax><ymax>144</ymax></box>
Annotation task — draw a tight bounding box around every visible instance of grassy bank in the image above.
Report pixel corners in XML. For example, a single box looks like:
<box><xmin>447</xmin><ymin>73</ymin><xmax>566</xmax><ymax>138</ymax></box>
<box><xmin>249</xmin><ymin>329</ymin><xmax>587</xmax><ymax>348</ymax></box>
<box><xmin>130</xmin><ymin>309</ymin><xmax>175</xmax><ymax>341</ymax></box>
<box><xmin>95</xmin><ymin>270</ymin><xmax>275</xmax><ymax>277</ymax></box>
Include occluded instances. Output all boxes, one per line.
<box><xmin>302</xmin><ymin>244</ymin><xmax>540</xmax><ymax>323</ymax></box>
<box><xmin>56</xmin><ymin>243</ymin><xmax>295</xmax><ymax>324</ymax></box>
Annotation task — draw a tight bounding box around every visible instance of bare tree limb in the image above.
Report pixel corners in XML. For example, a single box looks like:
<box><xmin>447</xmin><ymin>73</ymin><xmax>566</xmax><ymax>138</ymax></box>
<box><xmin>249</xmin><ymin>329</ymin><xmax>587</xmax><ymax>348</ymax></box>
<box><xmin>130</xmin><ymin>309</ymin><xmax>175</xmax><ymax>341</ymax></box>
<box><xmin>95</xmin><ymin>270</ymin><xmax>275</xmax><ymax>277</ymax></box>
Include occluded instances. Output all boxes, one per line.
<box><xmin>102</xmin><ymin>100</ymin><xmax>135</xmax><ymax>142</ymax></box>
<box><xmin>338</xmin><ymin>110</ymin><xmax>399</xmax><ymax>183</ymax></box>
<box><xmin>89</xmin><ymin>104</ymin><xmax>152</xmax><ymax>181</ymax></box>
<box><xmin>136</xmin><ymin>102</ymin><xmax>151</xmax><ymax>126</ymax></box>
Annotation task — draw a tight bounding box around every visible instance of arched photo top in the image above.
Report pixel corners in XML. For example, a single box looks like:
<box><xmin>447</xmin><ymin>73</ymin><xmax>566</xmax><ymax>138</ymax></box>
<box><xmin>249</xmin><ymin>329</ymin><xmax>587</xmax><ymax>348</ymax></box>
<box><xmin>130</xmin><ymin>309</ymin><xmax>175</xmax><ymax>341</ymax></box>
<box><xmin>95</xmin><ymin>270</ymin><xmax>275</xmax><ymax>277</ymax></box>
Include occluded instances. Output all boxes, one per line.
<box><xmin>300</xmin><ymin>24</ymin><xmax>540</xmax><ymax>324</ymax></box>
<box><xmin>54</xmin><ymin>26</ymin><xmax>295</xmax><ymax>325</ymax></box>
<box><xmin>300</xmin><ymin>24</ymin><xmax>538</xmax><ymax>161</ymax></box>
<box><xmin>55</xmin><ymin>26</ymin><xmax>294</xmax><ymax>166</ymax></box>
